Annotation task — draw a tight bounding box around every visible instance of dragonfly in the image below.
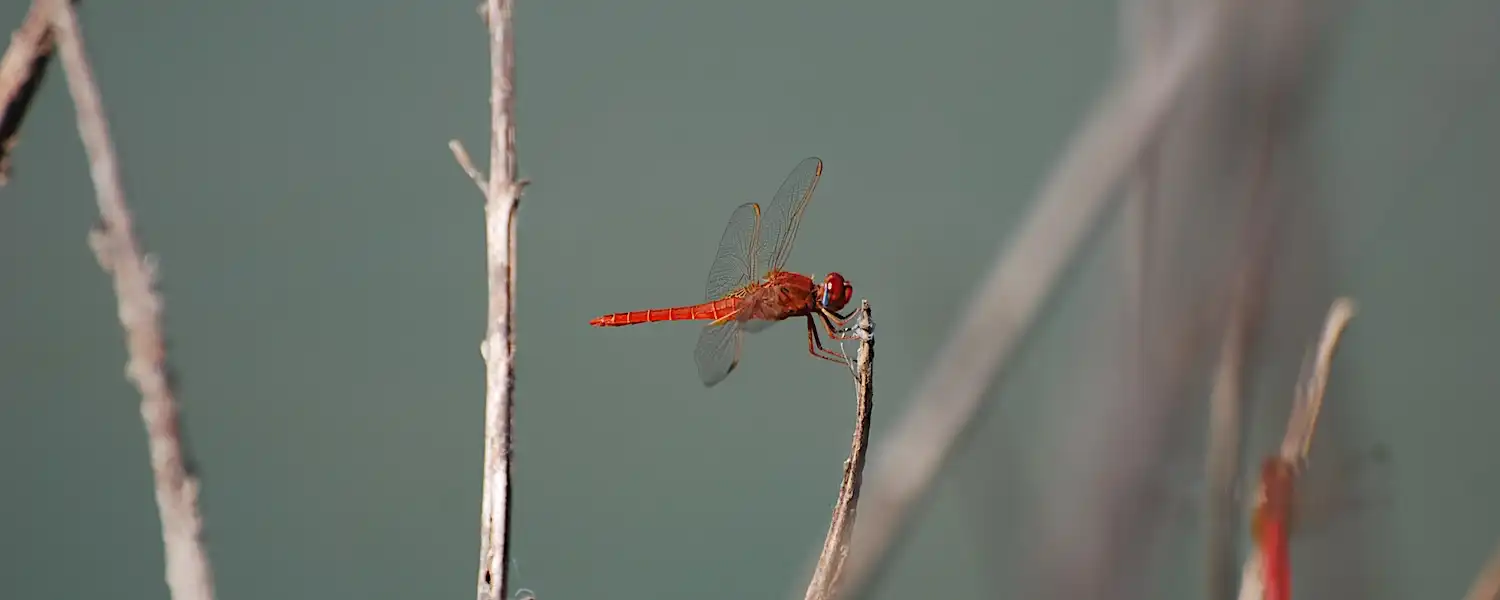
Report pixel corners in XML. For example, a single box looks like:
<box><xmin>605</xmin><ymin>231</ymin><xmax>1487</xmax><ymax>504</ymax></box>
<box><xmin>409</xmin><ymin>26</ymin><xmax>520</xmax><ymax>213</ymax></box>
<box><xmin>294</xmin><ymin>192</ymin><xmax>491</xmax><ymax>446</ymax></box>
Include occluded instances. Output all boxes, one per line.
<box><xmin>1215</xmin><ymin>445</ymin><xmax>1389</xmax><ymax>600</ymax></box>
<box><xmin>589</xmin><ymin>157</ymin><xmax>857</xmax><ymax>387</ymax></box>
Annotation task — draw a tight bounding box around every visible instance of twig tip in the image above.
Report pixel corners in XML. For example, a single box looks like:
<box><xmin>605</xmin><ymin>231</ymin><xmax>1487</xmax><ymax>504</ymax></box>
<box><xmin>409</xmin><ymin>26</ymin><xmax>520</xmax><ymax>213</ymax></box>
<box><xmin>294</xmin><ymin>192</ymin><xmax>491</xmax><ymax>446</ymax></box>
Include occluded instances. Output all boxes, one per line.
<box><xmin>449</xmin><ymin>139</ymin><xmax>488</xmax><ymax>195</ymax></box>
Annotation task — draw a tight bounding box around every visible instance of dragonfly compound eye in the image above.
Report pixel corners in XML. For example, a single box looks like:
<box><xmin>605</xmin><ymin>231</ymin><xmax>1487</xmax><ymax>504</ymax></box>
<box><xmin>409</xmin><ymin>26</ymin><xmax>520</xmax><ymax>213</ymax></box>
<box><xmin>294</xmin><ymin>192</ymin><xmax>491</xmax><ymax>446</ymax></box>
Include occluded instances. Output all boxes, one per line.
<box><xmin>822</xmin><ymin>272</ymin><xmax>852</xmax><ymax>310</ymax></box>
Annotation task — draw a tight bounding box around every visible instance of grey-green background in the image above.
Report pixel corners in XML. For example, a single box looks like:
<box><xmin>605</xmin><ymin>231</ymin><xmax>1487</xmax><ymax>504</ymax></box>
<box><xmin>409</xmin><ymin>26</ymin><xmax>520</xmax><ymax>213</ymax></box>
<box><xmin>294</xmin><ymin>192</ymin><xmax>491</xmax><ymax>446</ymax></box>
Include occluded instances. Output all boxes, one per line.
<box><xmin>2</xmin><ymin>0</ymin><xmax>1498</xmax><ymax>599</ymax></box>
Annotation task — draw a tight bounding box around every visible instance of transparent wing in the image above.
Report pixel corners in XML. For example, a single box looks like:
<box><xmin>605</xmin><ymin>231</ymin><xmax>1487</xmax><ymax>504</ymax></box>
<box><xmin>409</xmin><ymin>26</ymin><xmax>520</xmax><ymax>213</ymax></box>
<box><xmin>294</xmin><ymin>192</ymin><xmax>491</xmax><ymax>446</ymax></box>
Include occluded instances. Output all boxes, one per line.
<box><xmin>755</xmin><ymin>157</ymin><xmax>823</xmax><ymax>274</ymax></box>
<box><xmin>705</xmin><ymin>202</ymin><xmax>761</xmax><ymax>301</ymax></box>
<box><xmin>694</xmin><ymin>320</ymin><xmax>742</xmax><ymax>387</ymax></box>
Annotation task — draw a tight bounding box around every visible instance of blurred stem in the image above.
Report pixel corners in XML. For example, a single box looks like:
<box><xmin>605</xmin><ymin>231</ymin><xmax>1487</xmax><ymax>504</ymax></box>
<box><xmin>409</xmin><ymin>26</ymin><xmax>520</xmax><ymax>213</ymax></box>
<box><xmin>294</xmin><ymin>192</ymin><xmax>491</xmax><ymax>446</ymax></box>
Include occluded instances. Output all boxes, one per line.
<box><xmin>1205</xmin><ymin>67</ymin><xmax>1286</xmax><ymax>600</ymax></box>
<box><xmin>1204</xmin><ymin>277</ymin><xmax>1253</xmax><ymax>600</ymax></box>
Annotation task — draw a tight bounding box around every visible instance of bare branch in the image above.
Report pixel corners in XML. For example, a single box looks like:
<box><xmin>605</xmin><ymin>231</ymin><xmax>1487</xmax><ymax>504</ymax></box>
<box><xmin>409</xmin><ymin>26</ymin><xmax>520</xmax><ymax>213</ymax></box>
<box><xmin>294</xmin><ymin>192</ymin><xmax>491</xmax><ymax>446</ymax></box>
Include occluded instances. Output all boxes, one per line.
<box><xmin>1202</xmin><ymin>42</ymin><xmax>1295</xmax><ymax>595</ymax></box>
<box><xmin>45</xmin><ymin>2</ymin><xmax>216</xmax><ymax>600</ymax></box>
<box><xmin>449</xmin><ymin>139</ymin><xmax>488</xmax><ymax>194</ymax></box>
<box><xmin>0</xmin><ymin>0</ymin><xmax>66</xmax><ymax>185</ymax></box>
<box><xmin>803</xmin><ymin>300</ymin><xmax>875</xmax><ymax>600</ymax></box>
<box><xmin>1204</xmin><ymin>276</ymin><xmax>1255</xmax><ymax>599</ymax></box>
<box><xmin>456</xmin><ymin>1</ymin><xmax>525</xmax><ymax>599</ymax></box>
<box><xmin>1279</xmin><ymin>297</ymin><xmax>1356</xmax><ymax>464</ymax></box>
<box><xmin>832</xmin><ymin>2</ymin><xmax>1234</xmax><ymax>594</ymax></box>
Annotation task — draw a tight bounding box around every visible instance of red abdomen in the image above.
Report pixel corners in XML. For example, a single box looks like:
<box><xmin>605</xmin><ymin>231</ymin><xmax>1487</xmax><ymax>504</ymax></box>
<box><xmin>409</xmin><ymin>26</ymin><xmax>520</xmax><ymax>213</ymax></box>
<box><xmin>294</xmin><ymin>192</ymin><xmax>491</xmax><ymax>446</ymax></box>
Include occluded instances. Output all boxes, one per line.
<box><xmin>589</xmin><ymin>297</ymin><xmax>739</xmax><ymax>327</ymax></box>
<box><xmin>1261</xmin><ymin>519</ymin><xmax>1291</xmax><ymax>600</ymax></box>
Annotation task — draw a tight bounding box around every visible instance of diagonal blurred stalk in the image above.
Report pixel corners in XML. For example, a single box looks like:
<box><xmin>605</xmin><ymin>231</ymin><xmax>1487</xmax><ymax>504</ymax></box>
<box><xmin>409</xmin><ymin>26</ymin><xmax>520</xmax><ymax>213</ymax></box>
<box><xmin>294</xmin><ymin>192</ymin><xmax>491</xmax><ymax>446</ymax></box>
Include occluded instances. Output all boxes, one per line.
<box><xmin>1033</xmin><ymin>0</ymin><xmax>1332</xmax><ymax>597</ymax></box>
<box><xmin>827</xmin><ymin>2</ymin><xmax>1239</xmax><ymax>596</ymax></box>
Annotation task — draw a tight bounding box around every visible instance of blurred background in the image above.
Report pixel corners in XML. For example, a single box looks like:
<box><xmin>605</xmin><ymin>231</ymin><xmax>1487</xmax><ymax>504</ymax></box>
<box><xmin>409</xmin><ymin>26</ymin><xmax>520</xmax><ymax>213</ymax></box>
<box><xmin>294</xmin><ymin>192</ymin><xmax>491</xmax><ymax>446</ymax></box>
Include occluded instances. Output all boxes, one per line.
<box><xmin>2</xmin><ymin>0</ymin><xmax>1498</xmax><ymax>599</ymax></box>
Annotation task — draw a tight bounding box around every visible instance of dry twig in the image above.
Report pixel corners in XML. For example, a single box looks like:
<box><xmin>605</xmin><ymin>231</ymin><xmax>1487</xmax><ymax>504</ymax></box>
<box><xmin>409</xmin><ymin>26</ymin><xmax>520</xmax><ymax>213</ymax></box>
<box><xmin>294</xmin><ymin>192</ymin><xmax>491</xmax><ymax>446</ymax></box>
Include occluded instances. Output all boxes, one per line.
<box><xmin>449</xmin><ymin>1</ymin><xmax>526</xmax><ymax>599</ymax></box>
<box><xmin>1278</xmin><ymin>297</ymin><xmax>1356</xmax><ymax>465</ymax></box>
<box><xmin>1204</xmin><ymin>273</ymin><xmax>1257</xmax><ymax>598</ymax></box>
<box><xmin>0</xmin><ymin>0</ymin><xmax>66</xmax><ymax>184</ymax></box>
<box><xmin>45</xmin><ymin>1</ymin><xmax>217</xmax><ymax>599</ymax></box>
<box><xmin>803</xmin><ymin>300</ymin><xmax>875</xmax><ymax>600</ymax></box>
<box><xmin>1202</xmin><ymin>57</ymin><xmax>1292</xmax><ymax>598</ymax></box>
<box><xmin>833</xmin><ymin>3</ymin><xmax>1234</xmax><ymax>595</ymax></box>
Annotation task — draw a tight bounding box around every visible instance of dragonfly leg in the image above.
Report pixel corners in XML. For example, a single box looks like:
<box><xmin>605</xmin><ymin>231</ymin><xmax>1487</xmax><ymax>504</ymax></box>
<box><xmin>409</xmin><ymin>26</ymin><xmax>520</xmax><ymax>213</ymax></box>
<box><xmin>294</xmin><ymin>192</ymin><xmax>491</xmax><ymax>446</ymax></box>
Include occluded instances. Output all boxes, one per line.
<box><xmin>817</xmin><ymin>308</ymin><xmax>862</xmax><ymax>340</ymax></box>
<box><xmin>805</xmin><ymin>315</ymin><xmax>850</xmax><ymax>364</ymax></box>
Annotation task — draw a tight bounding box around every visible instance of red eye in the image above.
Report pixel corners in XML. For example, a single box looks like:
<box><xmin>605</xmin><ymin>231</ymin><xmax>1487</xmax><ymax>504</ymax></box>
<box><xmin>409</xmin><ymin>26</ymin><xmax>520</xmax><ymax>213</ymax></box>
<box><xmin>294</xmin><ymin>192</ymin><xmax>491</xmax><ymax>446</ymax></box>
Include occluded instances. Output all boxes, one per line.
<box><xmin>822</xmin><ymin>272</ymin><xmax>852</xmax><ymax>311</ymax></box>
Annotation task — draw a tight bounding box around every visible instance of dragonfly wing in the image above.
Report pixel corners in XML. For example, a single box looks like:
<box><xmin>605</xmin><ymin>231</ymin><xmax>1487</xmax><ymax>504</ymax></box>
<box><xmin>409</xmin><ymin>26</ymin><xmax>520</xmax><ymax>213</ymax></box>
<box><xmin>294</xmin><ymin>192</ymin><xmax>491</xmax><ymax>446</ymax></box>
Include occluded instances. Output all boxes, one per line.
<box><xmin>695</xmin><ymin>320</ymin><xmax>743</xmax><ymax>387</ymax></box>
<box><xmin>705</xmin><ymin>202</ymin><xmax>761</xmax><ymax>301</ymax></box>
<box><xmin>755</xmin><ymin>157</ymin><xmax>823</xmax><ymax>273</ymax></box>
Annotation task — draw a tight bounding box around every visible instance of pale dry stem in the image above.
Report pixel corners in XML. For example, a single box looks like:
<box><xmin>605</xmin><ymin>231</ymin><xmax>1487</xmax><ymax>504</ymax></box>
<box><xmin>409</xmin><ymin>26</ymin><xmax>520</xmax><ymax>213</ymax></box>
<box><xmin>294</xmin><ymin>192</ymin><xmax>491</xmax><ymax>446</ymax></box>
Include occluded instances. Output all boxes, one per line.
<box><xmin>803</xmin><ymin>300</ymin><xmax>875</xmax><ymax>600</ymax></box>
<box><xmin>46</xmin><ymin>1</ymin><xmax>217</xmax><ymax>599</ymax></box>
<box><xmin>1279</xmin><ymin>297</ymin><xmax>1357</xmax><ymax>464</ymax></box>
<box><xmin>1204</xmin><ymin>52</ymin><xmax>1289</xmax><ymax>597</ymax></box>
<box><xmin>453</xmin><ymin>1</ymin><xmax>524</xmax><ymax>600</ymax></box>
<box><xmin>1205</xmin><ymin>279</ymin><xmax>1255</xmax><ymax>599</ymax></box>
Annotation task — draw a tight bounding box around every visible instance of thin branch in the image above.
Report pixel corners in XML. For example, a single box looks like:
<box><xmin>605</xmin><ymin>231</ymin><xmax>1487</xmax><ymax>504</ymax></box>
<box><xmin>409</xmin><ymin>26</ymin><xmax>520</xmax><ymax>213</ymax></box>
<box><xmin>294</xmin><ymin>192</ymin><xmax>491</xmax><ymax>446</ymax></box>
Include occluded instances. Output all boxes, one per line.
<box><xmin>450</xmin><ymin>139</ymin><xmax>487</xmax><ymax>195</ymax></box>
<box><xmin>803</xmin><ymin>300</ymin><xmax>875</xmax><ymax>600</ymax></box>
<box><xmin>0</xmin><ymin>0</ymin><xmax>66</xmax><ymax>185</ymax></box>
<box><xmin>452</xmin><ymin>1</ymin><xmax>525</xmax><ymax>599</ymax></box>
<box><xmin>46</xmin><ymin>2</ymin><xmax>216</xmax><ymax>600</ymax></box>
<box><xmin>1204</xmin><ymin>276</ymin><xmax>1254</xmax><ymax>599</ymax></box>
<box><xmin>833</xmin><ymin>2</ymin><xmax>1233</xmax><ymax>594</ymax></box>
<box><xmin>1279</xmin><ymin>297</ymin><xmax>1356</xmax><ymax>465</ymax></box>
<box><xmin>1204</xmin><ymin>50</ymin><xmax>1292</xmax><ymax>597</ymax></box>
<box><xmin>1463</xmin><ymin>539</ymin><xmax>1500</xmax><ymax>600</ymax></box>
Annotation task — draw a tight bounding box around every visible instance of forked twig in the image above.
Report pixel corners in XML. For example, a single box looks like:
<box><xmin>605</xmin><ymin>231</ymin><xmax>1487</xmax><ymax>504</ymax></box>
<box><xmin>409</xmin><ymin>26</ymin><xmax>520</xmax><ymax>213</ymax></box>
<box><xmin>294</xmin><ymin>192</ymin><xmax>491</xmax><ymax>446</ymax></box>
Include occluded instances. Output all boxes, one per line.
<box><xmin>832</xmin><ymin>2</ymin><xmax>1234</xmax><ymax>594</ymax></box>
<box><xmin>45</xmin><ymin>1</ymin><xmax>217</xmax><ymax>599</ymax></box>
<box><xmin>449</xmin><ymin>1</ymin><xmax>526</xmax><ymax>599</ymax></box>
<box><xmin>0</xmin><ymin>0</ymin><xmax>66</xmax><ymax>184</ymax></box>
<box><xmin>803</xmin><ymin>300</ymin><xmax>875</xmax><ymax>600</ymax></box>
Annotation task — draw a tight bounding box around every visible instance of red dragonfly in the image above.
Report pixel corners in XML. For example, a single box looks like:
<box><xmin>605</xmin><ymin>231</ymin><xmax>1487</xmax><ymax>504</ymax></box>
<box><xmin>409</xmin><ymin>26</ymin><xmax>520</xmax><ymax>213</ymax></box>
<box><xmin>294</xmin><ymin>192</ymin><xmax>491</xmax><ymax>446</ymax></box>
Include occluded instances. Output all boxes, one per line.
<box><xmin>1250</xmin><ymin>456</ymin><xmax>1297</xmax><ymax>600</ymax></box>
<box><xmin>589</xmin><ymin>157</ymin><xmax>856</xmax><ymax>387</ymax></box>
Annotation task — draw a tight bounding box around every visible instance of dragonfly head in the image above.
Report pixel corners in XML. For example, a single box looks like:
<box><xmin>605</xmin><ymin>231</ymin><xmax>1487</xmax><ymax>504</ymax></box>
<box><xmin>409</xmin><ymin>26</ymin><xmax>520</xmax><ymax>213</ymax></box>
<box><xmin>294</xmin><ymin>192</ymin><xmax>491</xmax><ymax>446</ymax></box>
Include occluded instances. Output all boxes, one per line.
<box><xmin>818</xmin><ymin>272</ymin><xmax>854</xmax><ymax>312</ymax></box>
